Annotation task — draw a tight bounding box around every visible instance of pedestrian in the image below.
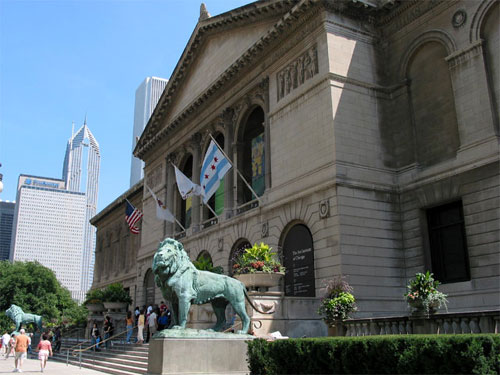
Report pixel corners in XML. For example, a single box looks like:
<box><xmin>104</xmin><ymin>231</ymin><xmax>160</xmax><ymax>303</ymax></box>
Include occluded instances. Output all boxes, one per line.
<box><xmin>134</xmin><ymin>306</ymin><xmax>140</xmax><ymax>326</ymax></box>
<box><xmin>27</xmin><ymin>333</ymin><xmax>32</xmax><ymax>355</ymax></box>
<box><xmin>36</xmin><ymin>333</ymin><xmax>52</xmax><ymax>373</ymax></box>
<box><xmin>137</xmin><ymin>309</ymin><xmax>145</xmax><ymax>345</ymax></box>
<box><xmin>148</xmin><ymin>307</ymin><xmax>158</xmax><ymax>340</ymax></box>
<box><xmin>159</xmin><ymin>301</ymin><xmax>166</xmax><ymax>313</ymax></box>
<box><xmin>13</xmin><ymin>328</ymin><xmax>29</xmax><ymax>372</ymax></box>
<box><xmin>1</xmin><ymin>331</ymin><xmax>10</xmax><ymax>357</ymax></box>
<box><xmin>7</xmin><ymin>334</ymin><xmax>15</xmax><ymax>359</ymax></box>
<box><xmin>53</xmin><ymin>327</ymin><xmax>61</xmax><ymax>353</ymax></box>
<box><xmin>157</xmin><ymin>310</ymin><xmax>168</xmax><ymax>331</ymax></box>
<box><xmin>103</xmin><ymin>316</ymin><xmax>113</xmax><ymax>349</ymax></box>
<box><xmin>90</xmin><ymin>323</ymin><xmax>99</xmax><ymax>351</ymax></box>
<box><xmin>125</xmin><ymin>311</ymin><xmax>134</xmax><ymax>344</ymax></box>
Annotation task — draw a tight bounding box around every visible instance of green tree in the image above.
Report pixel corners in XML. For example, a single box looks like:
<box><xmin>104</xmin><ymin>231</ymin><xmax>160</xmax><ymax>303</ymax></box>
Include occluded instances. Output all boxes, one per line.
<box><xmin>0</xmin><ymin>261</ymin><xmax>83</xmax><ymax>332</ymax></box>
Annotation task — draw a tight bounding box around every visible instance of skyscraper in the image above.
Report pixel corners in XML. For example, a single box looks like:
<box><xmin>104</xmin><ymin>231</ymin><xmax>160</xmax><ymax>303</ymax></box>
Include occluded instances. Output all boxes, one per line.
<box><xmin>10</xmin><ymin>176</ymin><xmax>87</xmax><ymax>301</ymax></box>
<box><xmin>130</xmin><ymin>77</ymin><xmax>168</xmax><ymax>186</ymax></box>
<box><xmin>0</xmin><ymin>200</ymin><xmax>15</xmax><ymax>261</ymax></box>
<box><xmin>62</xmin><ymin>122</ymin><xmax>100</xmax><ymax>296</ymax></box>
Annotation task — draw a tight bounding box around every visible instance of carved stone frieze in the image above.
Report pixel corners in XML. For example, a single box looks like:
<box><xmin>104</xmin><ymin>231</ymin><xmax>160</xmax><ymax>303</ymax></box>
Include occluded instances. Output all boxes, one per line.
<box><xmin>277</xmin><ymin>45</ymin><xmax>318</xmax><ymax>101</ymax></box>
<box><xmin>445</xmin><ymin>41</ymin><xmax>483</xmax><ymax>69</ymax></box>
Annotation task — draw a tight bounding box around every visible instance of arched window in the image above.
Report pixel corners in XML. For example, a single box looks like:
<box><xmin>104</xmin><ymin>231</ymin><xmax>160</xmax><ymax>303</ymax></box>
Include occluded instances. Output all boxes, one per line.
<box><xmin>282</xmin><ymin>224</ymin><xmax>315</xmax><ymax>297</ymax></box>
<box><xmin>481</xmin><ymin>2</ymin><xmax>499</xmax><ymax>131</ymax></box>
<box><xmin>144</xmin><ymin>268</ymin><xmax>155</xmax><ymax>307</ymax></box>
<box><xmin>238</xmin><ymin>107</ymin><xmax>265</xmax><ymax>205</ymax></box>
<box><xmin>205</xmin><ymin>133</ymin><xmax>225</xmax><ymax>219</ymax></box>
<box><xmin>407</xmin><ymin>42</ymin><xmax>460</xmax><ymax>166</ymax></box>
<box><xmin>228</xmin><ymin>239</ymin><xmax>251</xmax><ymax>275</ymax></box>
<box><xmin>179</xmin><ymin>154</ymin><xmax>193</xmax><ymax>230</ymax></box>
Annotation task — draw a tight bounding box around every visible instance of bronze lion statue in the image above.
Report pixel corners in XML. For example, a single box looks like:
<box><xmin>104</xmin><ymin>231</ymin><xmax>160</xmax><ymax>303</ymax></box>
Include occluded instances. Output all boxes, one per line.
<box><xmin>6</xmin><ymin>304</ymin><xmax>43</xmax><ymax>332</ymax></box>
<box><xmin>153</xmin><ymin>238</ymin><xmax>270</xmax><ymax>334</ymax></box>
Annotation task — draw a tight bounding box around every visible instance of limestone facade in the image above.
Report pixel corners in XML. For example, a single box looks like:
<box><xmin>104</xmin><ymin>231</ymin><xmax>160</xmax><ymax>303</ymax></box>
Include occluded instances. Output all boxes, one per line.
<box><xmin>91</xmin><ymin>0</ymin><xmax>499</xmax><ymax>329</ymax></box>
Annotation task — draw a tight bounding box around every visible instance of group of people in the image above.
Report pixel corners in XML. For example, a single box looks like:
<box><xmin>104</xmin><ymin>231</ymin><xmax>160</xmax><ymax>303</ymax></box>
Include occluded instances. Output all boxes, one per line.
<box><xmin>90</xmin><ymin>315</ymin><xmax>114</xmax><ymax>351</ymax></box>
<box><xmin>1</xmin><ymin>328</ymin><xmax>57</xmax><ymax>373</ymax></box>
<box><xmin>135</xmin><ymin>301</ymin><xmax>171</xmax><ymax>345</ymax></box>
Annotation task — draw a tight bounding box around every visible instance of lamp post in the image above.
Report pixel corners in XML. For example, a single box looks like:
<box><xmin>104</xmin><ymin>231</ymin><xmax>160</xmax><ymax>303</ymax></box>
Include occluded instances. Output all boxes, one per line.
<box><xmin>0</xmin><ymin>162</ymin><xmax>3</xmax><ymax>193</ymax></box>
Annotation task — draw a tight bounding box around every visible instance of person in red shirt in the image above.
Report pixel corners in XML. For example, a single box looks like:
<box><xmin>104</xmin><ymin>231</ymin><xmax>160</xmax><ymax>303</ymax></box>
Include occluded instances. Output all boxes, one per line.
<box><xmin>14</xmin><ymin>328</ymin><xmax>29</xmax><ymax>372</ymax></box>
<box><xmin>37</xmin><ymin>333</ymin><xmax>53</xmax><ymax>373</ymax></box>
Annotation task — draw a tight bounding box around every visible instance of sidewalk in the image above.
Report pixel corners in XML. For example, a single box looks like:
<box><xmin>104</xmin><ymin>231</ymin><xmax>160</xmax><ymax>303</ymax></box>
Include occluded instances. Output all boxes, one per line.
<box><xmin>0</xmin><ymin>356</ymin><xmax>107</xmax><ymax>374</ymax></box>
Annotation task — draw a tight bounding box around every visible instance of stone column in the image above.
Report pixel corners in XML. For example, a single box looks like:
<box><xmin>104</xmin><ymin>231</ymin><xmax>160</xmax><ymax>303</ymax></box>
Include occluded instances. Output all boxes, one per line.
<box><xmin>191</xmin><ymin>133</ymin><xmax>201</xmax><ymax>232</ymax></box>
<box><xmin>166</xmin><ymin>154</ymin><xmax>176</xmax><ymax>235</ymax></box>
<box><xmin>222</xmin><ymin>108</ymin><xmax>235</xmax><ymax>219</ymax></box>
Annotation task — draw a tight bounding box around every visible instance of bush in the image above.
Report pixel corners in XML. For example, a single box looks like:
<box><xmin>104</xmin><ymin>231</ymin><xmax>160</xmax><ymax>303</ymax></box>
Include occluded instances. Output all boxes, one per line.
<box><xmin>232</xmin><ymin>242</ymin><xmax>285</xmax><ymax>275</ymax></box>
<box><xmin>247</xmin><ymin>334</ymin><xmax>500</xmax><ymax>374</ymax></box>
<box><xmin>101</xmin><ymin>283</ymin><xmax>132</xmax><ymax>304</ymax></box>
<box><xmin>83</xmin><ymin>288</ymin><xmax>105</xmax><ymax>305</ymax></box>
<box><xmin>317</xmin><ymin>276</ymin><xmax>357</xmax><ymax>325</ymax></box>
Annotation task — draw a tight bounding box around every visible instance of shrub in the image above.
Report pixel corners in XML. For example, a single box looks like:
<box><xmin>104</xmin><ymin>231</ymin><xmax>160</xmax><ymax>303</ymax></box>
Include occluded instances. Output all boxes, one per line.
<box><xmin>405</xmin><ymin>271</ymin><xmax>447</xmax><ymax>315</ymax></box>
<box><xmin>232</xmin><ymin>242</ymin><xmax>285</xmax><ymax>275</ymax></box>
<box><xmin>83</xmin><ymin>288</ymin><xmax>105</xmax><ymax>305</ymax></box>
<box><xmin>247</xmin><ymin>334</ymin><xmax>500</xmax><ymax>374</ymax></box>
<box><xmin>101</xmin><ymin>283</ymin><xmax>132</xmax><ymax>304</ymax></box>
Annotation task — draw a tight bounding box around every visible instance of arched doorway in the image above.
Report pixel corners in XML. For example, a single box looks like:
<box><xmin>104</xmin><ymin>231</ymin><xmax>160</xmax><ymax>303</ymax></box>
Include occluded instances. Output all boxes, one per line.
<box><xmin>144</xmin><ymin>268</ymin><xmax>155</xmax><ymax>307</ymax></box>
<box><xmin>282</xmin><ymin>224</ymin><xmax>315</xmax><ymax>297</ymax></box>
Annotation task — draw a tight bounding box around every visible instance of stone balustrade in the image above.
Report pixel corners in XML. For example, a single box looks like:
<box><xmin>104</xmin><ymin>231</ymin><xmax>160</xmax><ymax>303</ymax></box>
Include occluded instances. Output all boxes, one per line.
<box><xmin>338</xmin><ymin>310</ymin><xmax>499</xmax><ymax>337</ymax></box>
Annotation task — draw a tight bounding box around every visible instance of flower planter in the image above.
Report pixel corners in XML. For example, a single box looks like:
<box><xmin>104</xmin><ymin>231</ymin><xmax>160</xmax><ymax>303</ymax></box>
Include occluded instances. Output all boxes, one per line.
<box><xmin>103</xmin><ymin>301</ymin><xmax>128</xmax><ymax>312</ymax></box>
<box><xmin>234</xmin><ymin>272</ymin><xmax>284</xmax><ymax>290</ymax></box>
<box><xmin>85</xmin><ymin>303</ymin><xmax>105</xmax><ymax>313</ymax></box>
<box><xmin>327</xmin><ymin>321</ymin><xmax>345</xmax><ymax>337</ymax></box>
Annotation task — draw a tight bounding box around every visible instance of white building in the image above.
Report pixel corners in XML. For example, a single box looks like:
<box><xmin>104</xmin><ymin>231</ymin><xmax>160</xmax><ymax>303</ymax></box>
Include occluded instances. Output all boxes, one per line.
<box><xmin>62</xmin><ymin>122</ymin><xmax>100</xmax><ymax>296</ymax></box>
<box><xmin>10</xmin><ymin>175</ymin><xmax>87</xmax><ymax>301</ymax></box>
<box><xmin>0</xmin><ymin>200</ymin><xmax>15</xmax><ymax>261</ymax></box>
<box><xmin>130</xmin><ymin>77</ymin><xmax>168</xmax><ymax>187</ymax></box>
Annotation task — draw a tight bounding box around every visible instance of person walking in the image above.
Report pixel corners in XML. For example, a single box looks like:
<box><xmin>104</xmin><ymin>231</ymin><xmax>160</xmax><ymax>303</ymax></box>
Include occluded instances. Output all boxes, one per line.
<box><xmin>148</xmin><ymin>307</ymin><xmax>158</xmax><ymax>340</ymax></box>
<box><xmin>1</xmin><ymin>332</ymin><xmax>10</xmax><ymax>357</ymax></box>
<box><xmin>125</xmin><ymin>311</ymin><xmax>134</xmax><ymax>344</ymax></box>
<box><xmin>103</xmin><ymin>316</ymin><xmax>113</xmax><ymax>349</ymax></box>
<box><xmin>7</xmin><ymin>334</ymin><xmax>15</xmax><ymax>359</ymax></box>
<box><xmin>36</xmin><ymin>333</ymin><xmax>53</xmax><ymax>373</ymax></box>
<box><xmin>13</xmin><ymin>328</ymin><xmax>29</xmax><ymax>372</ymax></box>
<box><xmin>90</xmin><ymin>323</ymin><xmax>100</xmax><ymax>351</ymax></box>
<box><xmin>137</xmin><ymin>309</ymin><xmax>145</xmax><ymax>345</ymax></box>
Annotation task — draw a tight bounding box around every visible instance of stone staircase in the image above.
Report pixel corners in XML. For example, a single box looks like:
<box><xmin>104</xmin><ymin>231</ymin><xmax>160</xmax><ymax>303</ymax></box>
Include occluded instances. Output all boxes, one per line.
<box><xmin>35</xmin><ymin>339</ymin><xmax>149</xmax><ymax>375</ymax></box>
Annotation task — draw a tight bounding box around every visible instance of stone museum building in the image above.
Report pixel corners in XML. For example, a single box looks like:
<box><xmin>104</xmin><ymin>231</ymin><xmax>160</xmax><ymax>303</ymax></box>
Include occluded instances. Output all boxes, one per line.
<box><xmin>91</xmin><ymin>0</ymin><xmax>499</xmax><ymax>337</ymax></box>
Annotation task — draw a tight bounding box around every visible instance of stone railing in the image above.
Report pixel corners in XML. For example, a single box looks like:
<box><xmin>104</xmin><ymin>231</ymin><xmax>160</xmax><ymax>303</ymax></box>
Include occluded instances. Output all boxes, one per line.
<box><xmin>338</xmin><ymin>310</ymin><xmax>500</xmax><ymax>336</ymax></box>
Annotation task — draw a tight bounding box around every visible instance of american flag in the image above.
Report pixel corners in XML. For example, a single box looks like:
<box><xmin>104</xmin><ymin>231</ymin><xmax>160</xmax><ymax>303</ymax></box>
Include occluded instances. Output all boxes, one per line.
<box><xmin>125</xmin><ymin>200</ymin><xmax>143</xmax><ymax>234</ymax></box>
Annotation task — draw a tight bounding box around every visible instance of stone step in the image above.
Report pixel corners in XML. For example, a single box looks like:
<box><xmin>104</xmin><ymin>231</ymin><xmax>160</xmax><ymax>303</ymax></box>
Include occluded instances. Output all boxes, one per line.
<box><xmin>52</xmin><ymin>356</ymin><xmax>147</xmax><ymax>375</ymax></box>
<box><xmin>70</xmin><ymin>350</ymin><xmax>148</xmax><ymax>368</ymax></box>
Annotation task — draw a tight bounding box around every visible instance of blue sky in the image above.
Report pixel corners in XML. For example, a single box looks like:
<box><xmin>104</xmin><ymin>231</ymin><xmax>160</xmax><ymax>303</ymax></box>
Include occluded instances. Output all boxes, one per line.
<box><xmin>0</xmin><ymin>0</ymin><xmax>248</xmax><ymax>211</ymax></box>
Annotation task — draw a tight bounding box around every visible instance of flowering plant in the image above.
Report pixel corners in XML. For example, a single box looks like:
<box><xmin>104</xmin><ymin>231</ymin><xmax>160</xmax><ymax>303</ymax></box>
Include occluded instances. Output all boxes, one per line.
<box><xmin>405</xmin><ymin>271</ymin><xmax>447</xmax><ymax>316</ymax></box>
<box><xmin>317</xmin><ymin>276</ymin><xmax>357</xmax><ymax>326</ymax></box>
<box><xmin>232</xmin><ymin>242</ymin><xmax>285</xmax><ymax>275</ymax></box>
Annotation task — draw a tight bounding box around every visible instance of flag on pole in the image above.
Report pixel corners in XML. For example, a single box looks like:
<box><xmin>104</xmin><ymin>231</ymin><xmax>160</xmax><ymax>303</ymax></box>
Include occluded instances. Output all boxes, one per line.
<box><xmin>174</xmin><ymin>165</ymin><xmax>202</xmax><ymax>199</ymax></box>
<box><xmin>147</xmin><ymin>186</ymin><xmax>175</xmax><ymax>223</ymax></box>
<box><xmin>125</xmin><ymin>200</ymin><xmax>143</xmax><ymax>234</ymax></box>
<box><xmin>200</xmin><ymin>140</ymin><xmax>232</xmax><ymax>204</ymax></box>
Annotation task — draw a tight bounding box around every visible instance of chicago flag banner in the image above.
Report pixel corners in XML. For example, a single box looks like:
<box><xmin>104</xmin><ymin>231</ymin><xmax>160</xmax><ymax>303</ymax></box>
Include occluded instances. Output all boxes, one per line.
<box><xmin>200</xmin><ymin>140</ymin><xmax>232</xmax><ymax>204</ymax></box>
<box><xmin>174</xmin><ymin>165</ymin><xmax>202</xmax><ymax>200</ymax></box>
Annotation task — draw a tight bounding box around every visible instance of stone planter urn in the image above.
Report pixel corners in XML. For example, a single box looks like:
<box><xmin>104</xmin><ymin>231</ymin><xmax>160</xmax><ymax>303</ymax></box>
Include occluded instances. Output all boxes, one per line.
<box><xmin>408</xmin><ymin>300</ymin><xmax>439</xmax><ymax>317</ymax></box>
<box><xmin>234</xmin><ymin>272</ymin><xmax>284</xmax><ymax>290</ymax></box>
<box><xmin>103</xmin><ymin>301</ymin><xmax>128</xmax><ymax>312</ymax></box>
<box><xmin>327</xmin><ymin>322</ymin><xmax>346</xmax><ymax>337</ymax></box>
<box><xmin>85</xmin><ymin>303</ymin><xmax>105</xmax><ymax>313</ymax></box>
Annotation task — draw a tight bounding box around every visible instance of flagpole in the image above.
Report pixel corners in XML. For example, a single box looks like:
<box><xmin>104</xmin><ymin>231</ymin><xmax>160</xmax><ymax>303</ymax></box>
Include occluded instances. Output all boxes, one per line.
<box><xmin>146</xmin><ymin>184</ymin><xmax>186</xmax><ymax>232</ymax></box>
<box><xmin>204</xmin><ymin>202</ymin><xmax>218</xmax><ymax>218</ymax></box>
<box><xmin>208</xmin><ymin>134</ymin><xmax>262</xmax><ymax>204</ymax></box>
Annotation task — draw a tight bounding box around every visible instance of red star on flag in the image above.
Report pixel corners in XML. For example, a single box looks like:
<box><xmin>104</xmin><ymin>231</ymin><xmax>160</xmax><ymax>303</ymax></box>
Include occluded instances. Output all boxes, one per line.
<box><xmin>214</xmin><ymin>157</ymin><xmax>218</xmax><ymax>162</ymax></box>
<box><xmin>211</xmin><ymin>164</ymin><xmax>216</xmax><ymax>170</ymax></box>
<box><xmin>205</xmin><ymin>174</ymin><xmax>209</xmax><ymax>179</ymax></box>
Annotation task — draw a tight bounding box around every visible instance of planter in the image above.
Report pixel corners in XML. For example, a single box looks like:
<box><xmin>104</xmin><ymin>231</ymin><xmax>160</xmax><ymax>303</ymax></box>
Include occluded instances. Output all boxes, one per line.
<box><xmin>408</xmin><ymin>300</ymin><xmax>439</xmax><ymax>316</ymax></box>
<box><xmin>327</xmin><ymin>321</ymin><xmax>345</xmax><ymax>337</ymax></box>
<box><xmin>85</xmin><ymin>303</ymin><xmax>105</xmax><ymax>313</ymax></box>
<box><xmin>234</xmin><ymin>272</ymin><xmax>284</xmax><ymax>290</ymax></box>
<box><xmin>103</xmin><ymin>301</ymin><xmax>128</xmax><ymax>312</ymax></box>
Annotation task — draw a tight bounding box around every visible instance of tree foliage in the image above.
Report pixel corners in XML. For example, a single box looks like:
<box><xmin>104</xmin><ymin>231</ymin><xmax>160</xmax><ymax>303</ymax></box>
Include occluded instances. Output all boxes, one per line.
<box><xmin>0</xmin><ymin>261</ymin><xmax>83</xmax><ymax>332</ymax></box>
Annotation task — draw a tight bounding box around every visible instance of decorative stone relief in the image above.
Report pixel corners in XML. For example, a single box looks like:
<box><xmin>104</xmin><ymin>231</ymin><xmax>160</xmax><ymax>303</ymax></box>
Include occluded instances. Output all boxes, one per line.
<box><xmin>146</xmin><ymin>164</ymin><xmax>164</xmax><ymax>189</ymax></box>
<box><xmin>277</xmin><ymin>45</ymin><xmax>318</xmax><ymax>101</ymax></box>
<box><xmin>319</xmin><ymin>199</ymin><xmax>330</xmax><ymax>219</ymax></box>
<box><xmin>261</xmin><ymin>222</ymin><xmax>269</xmax><ymax>238</ymax></box>
<box><xmin>218</xmin><ymin>238</ymin><xmax>224</xmax><ymax>252</ymax></box>
<box><xmin>452</xmin><ymin>9</ymin><xmax>467</xmax><ymax>28</ymax></box>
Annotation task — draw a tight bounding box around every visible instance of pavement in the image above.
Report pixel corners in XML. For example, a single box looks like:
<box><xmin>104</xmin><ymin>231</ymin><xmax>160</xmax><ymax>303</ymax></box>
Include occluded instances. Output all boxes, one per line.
<box><xmin>0</xmin><ymin>355</ymin><xmax>106</xmax><ymax>374</ymax></box>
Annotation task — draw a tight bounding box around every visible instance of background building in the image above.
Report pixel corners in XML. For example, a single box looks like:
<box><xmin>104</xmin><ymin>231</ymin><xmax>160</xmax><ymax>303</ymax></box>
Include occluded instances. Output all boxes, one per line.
<box><xmin>10</xmin><ymin>175</ymin><xmax>87</xmax><ymax>300</ymax></box>
<box><xmin>62</xmin><ymin>122</ymin><xmax>100</xmax><ymax>296</ymax></box>
<box><xmin>0</xmin><ymin>200</ymin><xmax>15</xmax><ymax>261</ymax></box>
<box><xmin>130</xmin><ymin>77</ymin><xmax>168</xmax><ymax>187</ymax></box>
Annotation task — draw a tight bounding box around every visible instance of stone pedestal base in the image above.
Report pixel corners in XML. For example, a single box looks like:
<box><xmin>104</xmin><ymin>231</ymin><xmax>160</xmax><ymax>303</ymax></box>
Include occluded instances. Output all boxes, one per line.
<box><xmin>147</xmin><ymin>337</ymin><xmax>251</xmax><ymax>375</ymax></box>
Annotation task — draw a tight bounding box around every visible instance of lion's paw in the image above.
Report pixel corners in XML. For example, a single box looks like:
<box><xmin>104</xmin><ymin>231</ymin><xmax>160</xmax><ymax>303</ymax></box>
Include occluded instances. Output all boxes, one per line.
<box><xmin>236</xmin><ymin>330</ymin><xmax>248</xmax><ymax>335</ymax></box>
<box><xmin>171</xmin><ymin>325</ymin><xmax>183</xmax><ymax>330</ymax></box>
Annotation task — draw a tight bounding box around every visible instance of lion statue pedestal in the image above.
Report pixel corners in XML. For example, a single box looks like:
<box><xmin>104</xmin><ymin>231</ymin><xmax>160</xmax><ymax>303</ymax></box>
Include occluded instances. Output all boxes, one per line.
<box><xmin>147</xmin><ymin>330</ymin><xmax>253</xmax><ymax>375</ymax></box>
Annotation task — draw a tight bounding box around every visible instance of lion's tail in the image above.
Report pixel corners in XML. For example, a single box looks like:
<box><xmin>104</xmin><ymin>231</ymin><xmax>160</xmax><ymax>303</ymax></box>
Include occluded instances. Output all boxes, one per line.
<box><xmin>244</xmin><ymin>288</ymin><xmax>276</xmax><ymax>314</ymax></box>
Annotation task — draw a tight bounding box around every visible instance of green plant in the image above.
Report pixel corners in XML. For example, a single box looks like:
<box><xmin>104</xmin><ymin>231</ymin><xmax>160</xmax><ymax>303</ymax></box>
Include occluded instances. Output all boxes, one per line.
<box><xmin>232</xmin><ymin>242</ymin><xmax>285</xmax><ymax>275</ymax></box>
<box><xmin>83</xmin><ymin>288</ymin><xmax>105</xmax><ymax>305</ymax></box>
<box><xmin>317</xmin><ymin>276</ymin><xmax>357</xmax><ymax>325</ymax></box>
<box><xmin>101</xmin><ymin>283</ymin><xmax>132</xmax><ymax>304</ymax></box>
<box><xmin>193</xmin><ymin>254</ymin><xmax>224</xmax><ymax>274</ymax></box>
<box><xmin>405</xmin><ymin>271</ymin><xmax>448</xmax><ymax>316</ymax></box>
